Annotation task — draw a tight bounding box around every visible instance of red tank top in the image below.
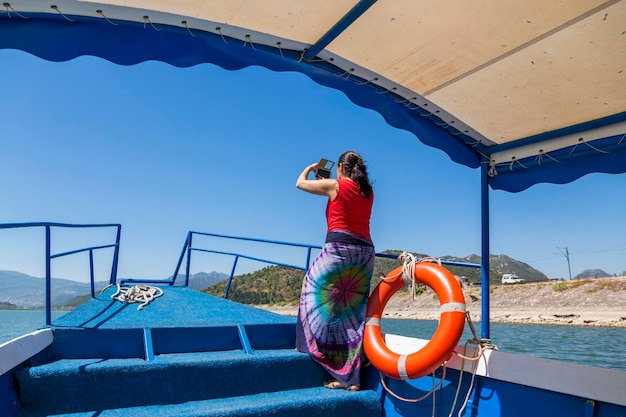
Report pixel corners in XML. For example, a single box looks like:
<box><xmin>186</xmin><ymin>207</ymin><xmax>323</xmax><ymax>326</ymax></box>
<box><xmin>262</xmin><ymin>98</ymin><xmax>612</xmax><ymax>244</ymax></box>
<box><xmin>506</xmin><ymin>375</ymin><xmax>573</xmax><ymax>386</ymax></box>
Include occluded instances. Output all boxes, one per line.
<box><xmin>326</xmin><ymin>178</ymin><xmax>373</xmax><ymax>238</ymax></box>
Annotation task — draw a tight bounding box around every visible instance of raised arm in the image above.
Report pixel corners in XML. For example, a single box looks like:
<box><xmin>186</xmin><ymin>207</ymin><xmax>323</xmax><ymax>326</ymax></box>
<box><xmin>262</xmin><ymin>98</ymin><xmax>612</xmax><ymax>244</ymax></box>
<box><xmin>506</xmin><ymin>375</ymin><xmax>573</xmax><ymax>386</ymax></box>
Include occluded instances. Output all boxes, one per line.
<box><xmin>296</xmin><ymin>162</ymin><xmax>338</xmax><ymax>198</ymax></box>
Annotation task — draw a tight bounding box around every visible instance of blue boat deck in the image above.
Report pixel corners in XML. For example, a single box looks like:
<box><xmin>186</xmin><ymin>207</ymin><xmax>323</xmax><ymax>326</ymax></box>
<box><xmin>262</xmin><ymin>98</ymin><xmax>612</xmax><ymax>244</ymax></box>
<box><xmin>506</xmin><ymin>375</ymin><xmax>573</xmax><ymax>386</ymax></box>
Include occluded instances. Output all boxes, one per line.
<box><xmin>51</xmin><ymin>285</ymin><xmax>295</xmax><ymax>329</ymax></box>
<box><xmin>12</xmin><ymin>285</ymin><xmax>383</xmax><ymax>417</ymax></box>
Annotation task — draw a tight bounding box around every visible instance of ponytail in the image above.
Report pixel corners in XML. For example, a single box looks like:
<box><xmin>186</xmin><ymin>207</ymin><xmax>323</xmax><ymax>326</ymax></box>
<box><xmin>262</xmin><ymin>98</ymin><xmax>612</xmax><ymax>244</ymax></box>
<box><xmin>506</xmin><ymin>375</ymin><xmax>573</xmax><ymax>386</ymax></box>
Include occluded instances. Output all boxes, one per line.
<box><xmin>338</xmin><ymin>151</ymin><xmax>373</xmax><ymax>198</ymax></box>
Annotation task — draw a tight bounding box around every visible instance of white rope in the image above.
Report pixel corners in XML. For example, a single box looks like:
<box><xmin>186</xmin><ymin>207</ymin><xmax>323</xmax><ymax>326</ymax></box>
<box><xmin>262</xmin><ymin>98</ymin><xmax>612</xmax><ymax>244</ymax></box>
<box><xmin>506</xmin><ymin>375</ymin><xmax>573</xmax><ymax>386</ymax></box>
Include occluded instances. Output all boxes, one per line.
<box><xmin>96</xmin><ymin>9</ymin><xmax>118</xmax><ymax>25</ymax></box>
<box><xmin>379</xmin><ymin>365</ymin><xmax>448</xmax><ymax>404</ymax></box>
<box><xmin>448</xmin><ymin>312</ymin><xmax>497</xmax><ymax>417</ymax></box>
<box><xmin>398</xmin><ymin>252</ymin><xmax>441</xmax><ymax>300</ymax></box>
<box><xmin>4</xmin><ymin>3</ymin><xmax>30</xmax><ymax>19</ymax></box>
<box><xmin>215</xmin><ymin>27</ymin><xmax>229</xmax><ymax>44</ymax></box>
<box><xmin>399</xmin><ymin>252</ymin><xmax>416</xmax><ymax>299</ymax></box>
<box><xmin>375</xmin><ymin>86</ymin><xmax>397</xmax><ymax>95</ymax></box>
<box><xmin>355</xmin><ymin>77</ymin><xmax>378</xmax><ymax>86</ymax></box>
<box><xmin>109</xmin><ymin>283</ymin><xmax>163</xmax><ymax>310</ymax></box>
<box><xmin>377</xmin><ymin>253</ymin><xmax>470</xmax><ymax>408</ymax></box>
<box><xmin>243</xmin><ymin>34</ymin><xmax>256</xmax><ymax>50</ymax></box>
<box><xmin>142</xmin><ymin>15</ymin><xmax>160</xmax><ymax>31</ymax></box>
<box><xmin>182</xmin><ymin>20</ymin><xmax>196</xmax><ymax>37</ymax></box>
<box><xmin>50</xmin><ymin>5</ymin><xmax>74</xmax><ymax>21</ymax></box>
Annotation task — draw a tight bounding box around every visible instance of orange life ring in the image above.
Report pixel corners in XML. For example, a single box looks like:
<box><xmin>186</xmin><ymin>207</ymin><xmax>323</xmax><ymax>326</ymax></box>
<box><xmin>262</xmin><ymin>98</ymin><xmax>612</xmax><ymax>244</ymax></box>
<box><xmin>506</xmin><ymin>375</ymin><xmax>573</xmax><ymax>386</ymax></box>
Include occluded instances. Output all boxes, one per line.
<box><xmin>363</xmin><ymin>262</ymin><xmax>466</xmax><ymax>380</ymax></box>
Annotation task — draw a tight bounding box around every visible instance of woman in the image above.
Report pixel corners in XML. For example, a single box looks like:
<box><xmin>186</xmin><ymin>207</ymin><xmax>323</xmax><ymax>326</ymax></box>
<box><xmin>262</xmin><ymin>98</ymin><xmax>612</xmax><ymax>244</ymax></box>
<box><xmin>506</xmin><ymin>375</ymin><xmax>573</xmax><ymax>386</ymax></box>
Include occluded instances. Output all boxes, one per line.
<box><xmin>295</xmin><ymin>151</ymin><xmax>375</xmax><ymax>391</ymax></box>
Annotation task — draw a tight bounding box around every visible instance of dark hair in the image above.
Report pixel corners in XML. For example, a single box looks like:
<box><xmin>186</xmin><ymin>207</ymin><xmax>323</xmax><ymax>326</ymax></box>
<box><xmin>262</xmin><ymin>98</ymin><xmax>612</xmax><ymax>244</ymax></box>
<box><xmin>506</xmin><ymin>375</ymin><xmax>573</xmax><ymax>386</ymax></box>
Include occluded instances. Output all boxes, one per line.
<box><xmin>338</xmin><ymin>151</ymin><xmax>373</xmax><ymax>198</ymax></box>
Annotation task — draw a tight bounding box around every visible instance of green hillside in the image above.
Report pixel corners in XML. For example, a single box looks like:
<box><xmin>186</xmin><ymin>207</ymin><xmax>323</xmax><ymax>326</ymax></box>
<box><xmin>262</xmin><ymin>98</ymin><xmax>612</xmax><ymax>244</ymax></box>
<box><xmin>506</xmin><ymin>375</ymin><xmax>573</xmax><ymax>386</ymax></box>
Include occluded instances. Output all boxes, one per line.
<box><xmin>203</xmin><ymin>251</ymin><xmax>547</xmax><ymax>305</ymax></box>
<box><xmin>203</xmin><ymin>265</ymin><xmax>304</xmax><ymax>305</ymax></box>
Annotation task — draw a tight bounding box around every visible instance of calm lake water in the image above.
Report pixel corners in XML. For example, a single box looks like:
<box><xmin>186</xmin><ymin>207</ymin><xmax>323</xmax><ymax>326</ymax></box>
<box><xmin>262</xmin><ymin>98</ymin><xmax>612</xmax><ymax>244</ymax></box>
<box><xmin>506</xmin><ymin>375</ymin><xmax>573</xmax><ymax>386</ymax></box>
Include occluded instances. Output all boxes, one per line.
<box><xmin>2</xmin><ymin>310</ymin><xmax>625</xmax><ymax>372</ymax></box>
<box><xmin>381</xmin><ymin>318</ymin><xmax>626</xmax><ymax>372</ymax></box>
<box><xmin>0</xmin><ymin>310</ymin><xmax>66</xmax><ymax>344</ymax></box>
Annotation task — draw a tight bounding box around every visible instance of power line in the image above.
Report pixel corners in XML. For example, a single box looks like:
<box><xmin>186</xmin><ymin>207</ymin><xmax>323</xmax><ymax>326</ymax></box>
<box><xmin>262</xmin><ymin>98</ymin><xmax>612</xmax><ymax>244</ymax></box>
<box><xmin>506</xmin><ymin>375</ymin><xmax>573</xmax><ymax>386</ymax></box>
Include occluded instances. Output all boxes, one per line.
<box><xmin>570</xmin><ymin>246</ymin><xmax>626</xmax><ymax>256</ymax></box>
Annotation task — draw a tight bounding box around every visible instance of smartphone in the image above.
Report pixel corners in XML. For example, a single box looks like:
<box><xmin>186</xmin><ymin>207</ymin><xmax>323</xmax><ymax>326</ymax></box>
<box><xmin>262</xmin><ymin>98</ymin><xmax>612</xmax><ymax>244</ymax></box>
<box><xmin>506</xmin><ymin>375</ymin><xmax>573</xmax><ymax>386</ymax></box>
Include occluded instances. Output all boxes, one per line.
<box><xmin>317</xmin><ymin>159</ymin><xmax>335</xmax><ymax>179</ymax></box>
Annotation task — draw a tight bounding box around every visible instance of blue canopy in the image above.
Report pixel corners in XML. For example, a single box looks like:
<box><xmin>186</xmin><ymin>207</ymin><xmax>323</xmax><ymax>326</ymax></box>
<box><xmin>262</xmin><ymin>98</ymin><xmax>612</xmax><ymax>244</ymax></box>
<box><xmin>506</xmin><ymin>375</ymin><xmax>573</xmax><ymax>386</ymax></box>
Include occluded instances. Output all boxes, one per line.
<box><xmin>2</xmin><ymin>1</ymin><xmax>624</xmax><ymax>192</ymax></box>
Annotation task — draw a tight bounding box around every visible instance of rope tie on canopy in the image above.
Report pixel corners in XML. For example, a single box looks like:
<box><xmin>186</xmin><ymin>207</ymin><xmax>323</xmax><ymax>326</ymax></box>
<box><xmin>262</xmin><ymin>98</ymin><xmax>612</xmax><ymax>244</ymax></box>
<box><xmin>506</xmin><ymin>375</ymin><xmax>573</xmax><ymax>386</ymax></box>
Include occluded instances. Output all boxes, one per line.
<box><xmin>406</xmin><ymin>105</ymin><xmax>424</xmax><ymax>113</ymax></box>
<box><xmin>404</xmin><ymin>102</ymin><xmax>432</xmax><ymax>117</ymax></box>
<box><xmin>3</xmin><ymin>3</ymin><xmax>28</xmax><ymax>19</ymax></box>
<box><xmin>315</xmin><ymin>63</ymin><xmax>477</xmax><ymax>146</ymax></box>
<box><xmin>489</xmin><ymin>130</ymin><xmax>626</xmax><ymax>176</ymax></box>
<box><xmin>337</xmin><ymin>68</ymin><xmax>356</xmax><ymax>79</ymax></box>
<box><xmin>182</xmin><ymin>20</ymin><xmax>196</xmax><ymax>37</ymax></box>
<box><xmin>276</xmin><ymin>42</ymin><xmax>284</xmax><ymax>58</ymax></box>
<box><xmin>535</xmin><ymin>149</ymin><xmax>560</xmax><ymax>166</ymax></box>
<box><xmin>474</xmin><ymin>149</ymin><xmax>489</xmax><ymax>163</ymax></box>
<box><xmin>243</xmin><ymin>35</ymin><xmax>256</xmax><ymax>50</ymax></box>
<box><xmin>50</xmin><ymin>5</ymin><xmax>74</xmax><ymax>22</ymax></box>
<box><xmin>215</xmin><ymin>27</ymin><xmax>228</xmax><ymax>44</ymax></box>
<box><xmin>96</xmin><ymin>10</ymin><xmax>117</xmax><ymax>26</ymax></box>
<box><xmin>570</xmin><ymin>137</ymin><xmax>610</xmax><ymax>155</ymax></box>
<box><xmin>143</xmin><ymin>15</ymin><xmax>160</xmax><ymax>31</ymax></box>
<box><xmin>298</xmin><ymin>50</ymin><xmax>325</xmax><ymax>63</ymax></box>
<box><xmin>466</xmin><ymin>138</ymin><xmax>484</xmax><ymax>148</ymax></box>
<box><xmin>354</xmin><ymin>77</ymin><xmax>378</xmax><ymax>86</ymax></box>
<box><xmin>376</xmin><ymin>86</ymin><xmax>397</xmax><ymax>95</ymax></box>
<box><xmin>509</xmin><ymin>156</ymin><xmax>528</xmax><ymax>171</ymax></box>
<box><xmin>393</xmin><ymin>97</ymin><xmax>413</xmax><ymax>105</ymax></box>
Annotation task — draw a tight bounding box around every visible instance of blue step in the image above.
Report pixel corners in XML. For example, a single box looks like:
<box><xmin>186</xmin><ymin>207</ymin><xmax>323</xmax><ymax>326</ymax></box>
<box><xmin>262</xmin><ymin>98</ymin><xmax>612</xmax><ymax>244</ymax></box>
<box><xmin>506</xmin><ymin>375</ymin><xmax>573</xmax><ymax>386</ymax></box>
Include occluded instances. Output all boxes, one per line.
<box><xmin>17</xmin><ymin>386</ymin><xmax>382</xmax><ymax>417</ymax></box>
<box><xmin>16</xmin><ymin>293</ymin><xmax>382</xmax><ymax>417</ymax></box>
<box><xmin>18</xmin><ymin>349</ymin><xmax>344</xmax><ymax>416</ymax></box>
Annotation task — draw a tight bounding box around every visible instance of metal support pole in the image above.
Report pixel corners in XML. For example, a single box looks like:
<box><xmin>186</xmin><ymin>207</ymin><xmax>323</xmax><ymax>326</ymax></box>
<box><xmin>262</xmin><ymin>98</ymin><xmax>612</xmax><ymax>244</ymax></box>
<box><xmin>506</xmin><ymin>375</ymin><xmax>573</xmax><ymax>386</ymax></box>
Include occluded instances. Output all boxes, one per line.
<box><xmin>45</xmin><ymin>225</ymin><xmax>52</xmax><ymax>326</ymax></box>
<box><xmin>305</xmin><ymin>247</ymin><xmax>313</xmax><ymax>271</ymax></box>
<box><xmin>89</xmin><ymin>249</ymin><xmax>95</xmax><ymax>298</ymax></box>
<box><xmin>185</xmin><ymin>233</ymin><xmax>193</xmax><ymax>287</ymax></box>
<box><xmin>224</xmin><ymin>255</ymin><xmax>239</xmax><ymax>299</ymax></box>
<box><xmin>110</xmin><ymin>225</ymin><xmax>121</xmax><ymax>284</ymax></box>
<box><xmin>480</xmin><ymin>163</ymin><xmax>491</xmax><ymax>340</ymax></box>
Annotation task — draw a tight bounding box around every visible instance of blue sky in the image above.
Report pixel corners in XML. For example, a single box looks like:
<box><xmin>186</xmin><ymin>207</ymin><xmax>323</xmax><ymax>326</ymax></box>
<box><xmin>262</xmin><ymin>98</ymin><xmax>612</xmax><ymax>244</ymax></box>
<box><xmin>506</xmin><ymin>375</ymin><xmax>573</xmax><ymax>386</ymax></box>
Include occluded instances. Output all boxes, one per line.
<box><xmin>1</xmin><ymin>49</ymin><xmax>625</xmax><ymax>282</ymax></box>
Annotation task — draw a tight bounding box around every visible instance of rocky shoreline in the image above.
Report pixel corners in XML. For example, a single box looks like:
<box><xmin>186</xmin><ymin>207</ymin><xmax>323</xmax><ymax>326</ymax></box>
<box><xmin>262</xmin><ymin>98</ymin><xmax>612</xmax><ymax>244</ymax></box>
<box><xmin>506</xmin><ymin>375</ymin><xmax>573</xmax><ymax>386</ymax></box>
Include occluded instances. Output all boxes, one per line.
<box><xmin>259</xmin><ymin>276</ymin><xmax>626</xmax><ymax>328</ymax></box>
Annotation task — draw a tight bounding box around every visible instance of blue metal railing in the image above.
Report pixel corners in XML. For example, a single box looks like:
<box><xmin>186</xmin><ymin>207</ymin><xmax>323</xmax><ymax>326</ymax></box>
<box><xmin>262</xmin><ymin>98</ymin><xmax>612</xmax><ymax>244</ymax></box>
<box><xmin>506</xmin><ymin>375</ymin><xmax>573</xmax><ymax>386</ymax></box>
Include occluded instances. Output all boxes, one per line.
<box><xmin>0</xmin><ymin>223</ymin><xmax>482</xmax><ymax>323</ymax></box>
<box><xmin>162</xmin><ymin>231</ymin><xmax>481</xmax><ymax>299</ymax></box>
<box><xmin>0</xmin><ymin>222</ymin><xmax>121</xmax><ymax>325</ymax></box>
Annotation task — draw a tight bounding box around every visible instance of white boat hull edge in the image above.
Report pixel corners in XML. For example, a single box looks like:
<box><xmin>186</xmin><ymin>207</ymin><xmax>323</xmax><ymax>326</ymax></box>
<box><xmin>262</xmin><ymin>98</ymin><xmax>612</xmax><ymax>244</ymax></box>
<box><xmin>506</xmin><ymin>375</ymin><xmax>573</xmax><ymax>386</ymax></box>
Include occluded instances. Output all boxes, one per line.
<box><xmin>0</xmin><ymin>329</ymin><xmax>54</xmax><ymax>377</ymax></box>
<box><xmin>384</xmin><ymin>333</ymin><xmax>626</xmax><ymax>407</ymax></box>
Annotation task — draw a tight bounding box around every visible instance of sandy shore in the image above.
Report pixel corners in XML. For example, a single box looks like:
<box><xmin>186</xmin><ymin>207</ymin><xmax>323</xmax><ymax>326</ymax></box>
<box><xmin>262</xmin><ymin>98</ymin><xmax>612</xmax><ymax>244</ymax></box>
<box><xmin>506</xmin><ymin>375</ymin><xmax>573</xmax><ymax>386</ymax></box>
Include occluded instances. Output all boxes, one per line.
<box><xmin>259</xmin><ymin>305</ymin><xmax>626</xmax><ymax>327</ymax></box>
<box><xmin>259</xmin><ymin>277</ymin><xmax>626</xmax><ymax>328</ymax></box>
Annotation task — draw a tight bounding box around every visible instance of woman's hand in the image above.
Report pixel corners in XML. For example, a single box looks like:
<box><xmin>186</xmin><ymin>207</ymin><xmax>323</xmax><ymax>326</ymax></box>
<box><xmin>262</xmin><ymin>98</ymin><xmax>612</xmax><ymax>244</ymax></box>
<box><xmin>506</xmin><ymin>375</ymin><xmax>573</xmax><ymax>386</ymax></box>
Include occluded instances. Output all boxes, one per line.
<box><xmin>296</xmin><ymin>162</ymin><xmax>337</xmax><ymax>198</ymax></box>
<box><xmin>307</xmin><ymin>162</ymin><xmax>320</xmax><ymax>177</ymax></box>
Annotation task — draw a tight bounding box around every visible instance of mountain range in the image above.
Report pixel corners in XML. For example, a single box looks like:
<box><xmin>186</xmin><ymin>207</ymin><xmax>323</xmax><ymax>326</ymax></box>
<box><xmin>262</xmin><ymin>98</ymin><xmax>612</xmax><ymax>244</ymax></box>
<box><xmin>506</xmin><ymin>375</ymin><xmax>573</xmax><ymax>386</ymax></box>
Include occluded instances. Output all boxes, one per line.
<box><xmin>0</xmin><ymin>253</ymin><xmax>617</xmax><ymax>309</ymax></box>
<box><xmin>0</xmin><ymin>270</ymin><xmax>228</xmax><ymax>309</ymax></box>
<box><xmin>200</xmin><ymin>252</ymin><xmax>616</xmax><ymax>306</ymax></box>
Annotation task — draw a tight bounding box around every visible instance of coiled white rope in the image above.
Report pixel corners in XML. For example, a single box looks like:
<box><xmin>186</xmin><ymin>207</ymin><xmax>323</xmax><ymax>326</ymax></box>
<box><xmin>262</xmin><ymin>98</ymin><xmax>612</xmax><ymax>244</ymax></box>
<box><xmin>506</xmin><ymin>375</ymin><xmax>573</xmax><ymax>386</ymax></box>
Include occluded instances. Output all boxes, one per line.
<box><xmin>397</xmin><ymin>252</ymin><xmax>442</xmax><ymax>300</ymax></box>
<box><xmin>103</xmin><ymin>283</ymin><xmax>164</xmax><ymax>310</ymax></box>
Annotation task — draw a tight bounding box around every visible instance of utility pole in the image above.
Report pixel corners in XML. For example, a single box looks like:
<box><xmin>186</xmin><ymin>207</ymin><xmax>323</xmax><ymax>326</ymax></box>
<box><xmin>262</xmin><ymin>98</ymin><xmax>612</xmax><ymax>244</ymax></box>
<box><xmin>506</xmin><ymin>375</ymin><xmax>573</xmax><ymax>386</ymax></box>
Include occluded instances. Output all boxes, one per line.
<box><xmin>557</xmin><ymin>247</ymin><xmax>572</xmax><ymax>280</ymax></box>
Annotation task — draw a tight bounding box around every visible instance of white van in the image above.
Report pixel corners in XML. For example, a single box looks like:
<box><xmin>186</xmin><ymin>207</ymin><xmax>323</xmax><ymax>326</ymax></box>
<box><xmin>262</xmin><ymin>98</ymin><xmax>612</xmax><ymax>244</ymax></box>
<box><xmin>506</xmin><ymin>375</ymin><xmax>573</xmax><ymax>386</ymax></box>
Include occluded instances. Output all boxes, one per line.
<box><xmin>501</xmin><ymin>273</ymin><xmax>525</xmax><ymax>284</ymax></box>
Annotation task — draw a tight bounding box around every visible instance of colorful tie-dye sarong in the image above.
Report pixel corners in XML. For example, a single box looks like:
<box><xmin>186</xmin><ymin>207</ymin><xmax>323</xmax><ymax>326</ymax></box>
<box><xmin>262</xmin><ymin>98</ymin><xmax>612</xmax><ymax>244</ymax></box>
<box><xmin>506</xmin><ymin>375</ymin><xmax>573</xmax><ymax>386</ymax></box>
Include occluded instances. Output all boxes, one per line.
<box><xmin>296</xmin><ymin>241</ymin><xmax>375</xmax><ymax>386</ymax></box>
